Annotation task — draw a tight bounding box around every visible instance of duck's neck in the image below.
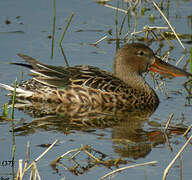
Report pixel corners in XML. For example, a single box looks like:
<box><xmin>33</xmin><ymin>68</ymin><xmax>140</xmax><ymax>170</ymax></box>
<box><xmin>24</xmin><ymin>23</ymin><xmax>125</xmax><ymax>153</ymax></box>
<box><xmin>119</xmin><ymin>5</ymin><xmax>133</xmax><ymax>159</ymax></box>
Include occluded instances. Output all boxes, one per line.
<box><xmin>113</xmin><ymin>60</ymin><xmax>154</xmax><ymax>95</ymax></box>
<box><xmin>114</xmin><ymin>70</ymin><xmax>150</xmax><ymax>92</ymax></box>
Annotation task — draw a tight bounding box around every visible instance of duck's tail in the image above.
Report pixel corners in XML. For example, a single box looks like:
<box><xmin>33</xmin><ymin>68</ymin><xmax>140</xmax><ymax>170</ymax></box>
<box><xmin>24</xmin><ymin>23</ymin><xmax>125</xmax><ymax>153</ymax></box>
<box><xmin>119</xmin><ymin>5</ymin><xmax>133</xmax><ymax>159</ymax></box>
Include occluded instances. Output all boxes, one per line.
<box><xmin>0</xmin><ymin>83</ymin><xmax>34</xmax><ymax>97</ymax></box>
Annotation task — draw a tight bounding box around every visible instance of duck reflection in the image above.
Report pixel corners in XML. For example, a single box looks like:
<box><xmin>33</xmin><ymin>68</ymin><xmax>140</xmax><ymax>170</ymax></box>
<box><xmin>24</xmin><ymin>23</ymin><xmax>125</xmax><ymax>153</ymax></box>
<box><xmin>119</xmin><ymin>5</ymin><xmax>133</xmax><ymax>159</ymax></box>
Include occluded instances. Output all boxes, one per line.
<box><xmin>13</xmin><ymin>101</ymin><xmax>182</xmax><ymax>161</ymax></box>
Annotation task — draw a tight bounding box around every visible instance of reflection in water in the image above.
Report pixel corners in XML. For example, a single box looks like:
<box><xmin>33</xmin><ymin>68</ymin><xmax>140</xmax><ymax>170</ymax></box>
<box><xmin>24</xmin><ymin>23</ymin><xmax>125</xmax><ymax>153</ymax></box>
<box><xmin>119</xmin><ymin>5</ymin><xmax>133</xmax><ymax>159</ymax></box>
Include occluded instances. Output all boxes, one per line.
<box><xmin>14</xmin><ymin>102</ymin><xmax>158</xmax><ymax>159</ymax></box>
<box><xmin>10</xmin><ymin>102</ymin><xmax>187</xmax><ymax>175</ymax></box>
<box><xmin>112</xmin><ymin>118</ymin><xmax>153</xmax><ymax>160</ymax></box>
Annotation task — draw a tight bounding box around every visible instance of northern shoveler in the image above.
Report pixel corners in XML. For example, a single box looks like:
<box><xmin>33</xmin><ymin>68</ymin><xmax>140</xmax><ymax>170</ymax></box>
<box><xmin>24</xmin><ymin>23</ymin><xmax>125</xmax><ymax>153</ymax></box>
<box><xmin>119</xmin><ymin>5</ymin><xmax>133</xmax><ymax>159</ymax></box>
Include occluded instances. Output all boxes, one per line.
<box><xmin>0</xmin><ymin>43</ymin><xmax>191</xmax><ymax>110</ymax></box>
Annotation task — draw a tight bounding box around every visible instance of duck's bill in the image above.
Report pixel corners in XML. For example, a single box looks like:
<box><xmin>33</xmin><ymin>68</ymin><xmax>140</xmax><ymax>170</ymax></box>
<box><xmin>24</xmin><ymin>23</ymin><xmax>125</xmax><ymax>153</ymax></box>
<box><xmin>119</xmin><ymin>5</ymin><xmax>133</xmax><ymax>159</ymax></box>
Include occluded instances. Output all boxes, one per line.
<box><xmin>149</xmin><ymin>57</ymin><xmax>192</xmax><ymax>77</ymax></box>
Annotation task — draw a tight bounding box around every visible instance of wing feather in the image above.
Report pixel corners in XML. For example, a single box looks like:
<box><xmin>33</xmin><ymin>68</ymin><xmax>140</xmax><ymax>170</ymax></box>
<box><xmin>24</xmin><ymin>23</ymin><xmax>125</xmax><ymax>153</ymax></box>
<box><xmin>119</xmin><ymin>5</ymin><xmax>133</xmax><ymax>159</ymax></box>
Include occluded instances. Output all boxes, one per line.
<box><xmin>16</xmin><ymin>54</ymin><xmax>129</xmax><ymax>93</ymax></box>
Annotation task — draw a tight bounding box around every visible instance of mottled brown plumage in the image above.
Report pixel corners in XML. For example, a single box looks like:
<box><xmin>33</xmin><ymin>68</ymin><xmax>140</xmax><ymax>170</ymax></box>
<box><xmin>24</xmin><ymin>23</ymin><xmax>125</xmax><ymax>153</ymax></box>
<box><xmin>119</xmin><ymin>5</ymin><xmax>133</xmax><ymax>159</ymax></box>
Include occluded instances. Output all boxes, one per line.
<box><xmin>0</xmin><ymin>43</ymin><xmax>191</xmax><ymax>111</ymax></box>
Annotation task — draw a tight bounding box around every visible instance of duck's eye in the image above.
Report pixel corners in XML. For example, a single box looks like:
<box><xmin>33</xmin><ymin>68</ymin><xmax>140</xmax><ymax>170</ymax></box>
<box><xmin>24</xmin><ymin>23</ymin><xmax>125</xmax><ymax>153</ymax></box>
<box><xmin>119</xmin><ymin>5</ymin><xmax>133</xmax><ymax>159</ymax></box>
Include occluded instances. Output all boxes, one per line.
<box><xmin>136</xmin><ymin>51</ymin><xmax>145</xmax><ymax>56</ymax></box>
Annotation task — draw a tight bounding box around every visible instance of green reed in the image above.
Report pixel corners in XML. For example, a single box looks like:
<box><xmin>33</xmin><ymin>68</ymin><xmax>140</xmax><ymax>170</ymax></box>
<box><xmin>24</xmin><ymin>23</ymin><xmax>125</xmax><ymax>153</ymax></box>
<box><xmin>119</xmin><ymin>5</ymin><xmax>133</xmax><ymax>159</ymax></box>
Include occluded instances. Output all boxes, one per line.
<box><xmin>51</xmin><ymin>0</ymin><xmax>56</xmax><ymax>59</ymax></box>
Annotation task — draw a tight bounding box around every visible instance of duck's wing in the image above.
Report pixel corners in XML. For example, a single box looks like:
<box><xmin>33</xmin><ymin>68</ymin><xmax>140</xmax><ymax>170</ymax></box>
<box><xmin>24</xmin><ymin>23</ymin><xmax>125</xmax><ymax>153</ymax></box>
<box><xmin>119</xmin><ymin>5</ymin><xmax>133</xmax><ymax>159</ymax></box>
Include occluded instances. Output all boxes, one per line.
<box><xmin>16</xmin><ymin>54</ymin><xmax>128</xmax><ymax>93</ymax></box>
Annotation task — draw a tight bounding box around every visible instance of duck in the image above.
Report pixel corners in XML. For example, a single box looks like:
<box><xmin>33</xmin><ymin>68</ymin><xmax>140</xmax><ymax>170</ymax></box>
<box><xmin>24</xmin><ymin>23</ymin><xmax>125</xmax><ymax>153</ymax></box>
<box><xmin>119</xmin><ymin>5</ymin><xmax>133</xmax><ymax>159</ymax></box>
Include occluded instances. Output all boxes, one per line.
<box><xmin>0</xmin><ymin>43</ymin><xmax>191</xmax><ymax>111</ymax></box>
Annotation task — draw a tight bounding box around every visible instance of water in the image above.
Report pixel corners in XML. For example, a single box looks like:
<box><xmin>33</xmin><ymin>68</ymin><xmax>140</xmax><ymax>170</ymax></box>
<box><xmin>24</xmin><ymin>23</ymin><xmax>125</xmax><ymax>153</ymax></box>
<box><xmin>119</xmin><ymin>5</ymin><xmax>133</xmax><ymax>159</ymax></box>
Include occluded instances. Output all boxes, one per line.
<box><xmin>0</xmin><ymin>0</ymin><xmax>191</xmax><ymax>179</ymax></box>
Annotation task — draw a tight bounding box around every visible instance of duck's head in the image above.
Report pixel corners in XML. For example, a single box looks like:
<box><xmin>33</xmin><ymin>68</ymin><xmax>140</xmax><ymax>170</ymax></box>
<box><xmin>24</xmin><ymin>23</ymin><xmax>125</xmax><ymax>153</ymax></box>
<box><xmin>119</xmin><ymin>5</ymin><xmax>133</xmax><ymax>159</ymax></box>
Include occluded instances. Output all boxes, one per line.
<box><xmin>114</xmin><ymin>43</ymin><xmax>192</xmax><ymax>79</ymax></box>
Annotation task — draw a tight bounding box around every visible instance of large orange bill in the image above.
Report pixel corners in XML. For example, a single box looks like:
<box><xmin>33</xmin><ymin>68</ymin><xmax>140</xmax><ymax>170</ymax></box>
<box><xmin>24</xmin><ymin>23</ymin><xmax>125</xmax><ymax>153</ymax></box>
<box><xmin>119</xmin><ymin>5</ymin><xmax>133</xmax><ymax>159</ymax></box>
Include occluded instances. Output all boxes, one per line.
<box><xmin>149</xmin><ymin>57</ymin><xmax>192</xmax><ymax>77</ymax></box>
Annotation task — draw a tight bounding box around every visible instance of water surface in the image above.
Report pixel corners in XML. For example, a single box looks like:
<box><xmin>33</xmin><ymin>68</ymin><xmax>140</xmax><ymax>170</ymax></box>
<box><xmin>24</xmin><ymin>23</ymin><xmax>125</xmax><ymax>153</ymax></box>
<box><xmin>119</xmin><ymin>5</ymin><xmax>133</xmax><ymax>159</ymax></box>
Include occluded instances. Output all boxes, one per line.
<box><xmin>0</xmin><ymin>0</ymin><xmax>192</xmax><ymax>179</ymax></box>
